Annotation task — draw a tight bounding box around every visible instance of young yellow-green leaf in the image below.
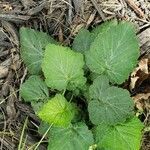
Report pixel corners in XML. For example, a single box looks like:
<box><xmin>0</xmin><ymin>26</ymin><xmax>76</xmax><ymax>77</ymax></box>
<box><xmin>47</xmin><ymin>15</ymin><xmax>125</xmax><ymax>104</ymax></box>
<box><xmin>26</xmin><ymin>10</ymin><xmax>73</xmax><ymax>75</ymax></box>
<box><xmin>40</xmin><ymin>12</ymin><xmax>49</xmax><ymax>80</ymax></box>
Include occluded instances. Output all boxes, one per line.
<box><xmin>94</xmin><ymin>117</ymin><xmax>144</xmax><ymax>150</ymax></box>
<box><xmin>86</xmin><ymin>21</ymin><xmax>139</xmax><ymax>84</ymax></box>
<box><xmin>48</xmin><ymin>123</ymin><xmax>94</xmax><ymax>150</ymax></box>
<box><xmin>20</xmin><ymin>75</ymin><xmax>49</xmax><ymax>102</ymax></box>
<box><xmin>72</xmin><ymin>28</ymin><xmax>93</xmax><ymax>54</ymax></box>
<box><xmin>88</xmin><ymin>76</ymin><xmax>134</xmax><ymax>125</ymax></box>
<box><xmin>20</xmin><ymin>27</ymin><xmax>56</xmax><ymax>74</ymax></box>
<box><xmin>38</xmin><ymin>94</ymin><xmax>75</xmax><ymax>127</ymax></box>
<box><xmin>42</xmin><ymin>44</ymin><xmax>86</xmax><ymax>91</ymax></box>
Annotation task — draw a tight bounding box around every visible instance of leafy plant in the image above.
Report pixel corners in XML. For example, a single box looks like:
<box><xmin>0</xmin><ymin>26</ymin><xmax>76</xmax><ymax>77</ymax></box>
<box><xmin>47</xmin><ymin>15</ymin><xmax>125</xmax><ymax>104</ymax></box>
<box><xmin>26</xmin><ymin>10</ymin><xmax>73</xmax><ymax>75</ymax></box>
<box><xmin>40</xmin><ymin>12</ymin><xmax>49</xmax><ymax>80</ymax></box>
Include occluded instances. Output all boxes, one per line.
<box><xmin>20</xmin><ymin>20</ymin><xmax>143</xmax><ymax>150</ymax></box>
<box><xmin>42</xmin><ymin>44</ymin><xmax>86</xmax><ymax>91</ymax></box>
<box><xmin>38</xmin><ymin>94</ymin><xmax>76</xmax><ymax>127</ymax></box>
<box><xmin>48</xmin><ymin>123</ymin><xmax>94</xmax><ymax>150</ymax></box>
<box><xmin>86</xmin><ymin>21</ymin><xmax>139</xmax><ymax>84</ymax></box>
<box><xmin>20</xmin><ymin>27</ymin><xmax>56</xmax><ymax>74</ymax></box>
<box><xmin>88</xmin><ymin>76</ymin><xmax>134</xmax><ymax>125</ymax></box>
<box><xmin>94</xmin><ymin>117</ymin><xmax>143</xmax><ymax>150</ymax></box>
<box><xmin>20</xmin><ymin>75</ymin><xmax>49</xmax><ymax>102</ymax></box>
<box><xmin>72</xmin><ymin>28</ymin><xmax>93</xmax><ymax>54</ymax></box>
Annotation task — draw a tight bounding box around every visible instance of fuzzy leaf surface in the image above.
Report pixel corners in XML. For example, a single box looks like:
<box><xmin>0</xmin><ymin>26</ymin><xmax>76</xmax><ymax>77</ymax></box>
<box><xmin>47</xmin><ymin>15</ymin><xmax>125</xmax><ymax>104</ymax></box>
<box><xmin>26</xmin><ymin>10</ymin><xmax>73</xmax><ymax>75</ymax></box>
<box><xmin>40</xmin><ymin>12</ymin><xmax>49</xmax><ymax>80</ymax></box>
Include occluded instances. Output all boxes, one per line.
<box><xmin>20</xmin><ymin>75</ymin><xmax>49</xmax><ymax>102</ymax></box>
<box><xmin>91</xmin><ymin>20</ymin><xmax>118</xmax><ymax>39</ymax></box>
<box><xmin>20</xmin><ymin>27</ymin><xmax>56</xmax><ymax>74</ymax></box>
<box><xmin>42</xmin><ymin>44</ymin><xmax>86</xmax><ymax>91</ymax></box>
<box><xmin>38</xmin><ymin>94</ymin><xmax>75</xmax><ymax>127</ymax></box>
<box><xmin>72</xmin><ymin>28</ymin><xmax>93</xmax><ymax>53</ymax></box>
<box><xmin>88</xmin><ymin>76</ymin><xmax>134</xmax><ymax>125</ymax></box>
<box><xmin>94</xmin><ymin>117</ymin><xmax>143</xmax><ymax>150</ymax></box>
<box><xmin>48</xmin><ymin>123</ymin><xmax>94</xmax><ymax>150</ymax></box>
<box><xmin>86</xmin><ymin>21</ymin><xmax>139</xmax><ymax>84</ymax></box>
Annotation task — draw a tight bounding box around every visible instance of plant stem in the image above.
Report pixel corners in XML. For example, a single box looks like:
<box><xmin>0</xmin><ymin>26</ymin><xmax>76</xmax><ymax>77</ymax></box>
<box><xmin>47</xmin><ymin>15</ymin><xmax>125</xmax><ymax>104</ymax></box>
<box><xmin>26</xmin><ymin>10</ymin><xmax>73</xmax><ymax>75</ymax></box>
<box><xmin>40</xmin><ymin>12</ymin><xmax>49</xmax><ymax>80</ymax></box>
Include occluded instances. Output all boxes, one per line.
<box><xmin>62</xmin><ymin>89</ymin><xmax>66</xmax><ymax>96</ymax></box>
<box><xmin>28</xmin><ymin>141</ymin><xmax>47</xmax><ymax>150</ymax></box>
<box><xmin>34</xmin><ymin>123</ymin><xmax>53</xmax><ymax>150</ymax></box>
<box><xmin>69</xmin><ymin>94</ymin><xmax>74</xmax><ymax>103</ymax></box>
<box><xmin>18</xmin><ymin>117</ymin><xmax>28</xmax><ymax>150</ymax></box>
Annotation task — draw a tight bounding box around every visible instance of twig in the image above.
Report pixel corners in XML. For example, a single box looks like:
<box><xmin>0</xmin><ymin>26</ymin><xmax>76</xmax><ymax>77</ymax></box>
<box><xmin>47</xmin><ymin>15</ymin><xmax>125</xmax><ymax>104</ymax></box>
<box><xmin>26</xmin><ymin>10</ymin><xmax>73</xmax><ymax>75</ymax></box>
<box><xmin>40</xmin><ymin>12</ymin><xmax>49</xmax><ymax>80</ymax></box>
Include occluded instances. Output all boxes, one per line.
<box><xmin>68</xmin><ymin>0</ymin><xmax>73</xmax><ymax>23</ymax></box>
<box><xmin>18</xmin><ymin>117</ymin><xmax>28</xmax><ymax>150</ymax></box>
<box><xmin>26</xmin><ymin>0</ymin><xmax>47</xmax><ymax>16</ymax></box>
<box><xmin>125</xmin><ymin>0</ymin><xmax>145</xmax><ymax>18</ymax></box>
<box><xmin>20</xmin><ymin>0</ymin><xmax>36</xmax><ymax>8</ymax></box>
<box><xmin>90</xmin><ymin>0</ymin><xmax>106</xmax><ymax>21</ymax></box>
<box><xmin>0</xmin><ymin>108</ymin><xmax>6</xmax><ymax>150</ymax></box>
<box><xmin>34</xmin><ymin>123</ymin><xmax>53</xmax><ymax>150</ymax></box>
<box><xmin>0</xmin><ymin>14</ymin><xmax>30</xmax><ymax>23</ymax></box>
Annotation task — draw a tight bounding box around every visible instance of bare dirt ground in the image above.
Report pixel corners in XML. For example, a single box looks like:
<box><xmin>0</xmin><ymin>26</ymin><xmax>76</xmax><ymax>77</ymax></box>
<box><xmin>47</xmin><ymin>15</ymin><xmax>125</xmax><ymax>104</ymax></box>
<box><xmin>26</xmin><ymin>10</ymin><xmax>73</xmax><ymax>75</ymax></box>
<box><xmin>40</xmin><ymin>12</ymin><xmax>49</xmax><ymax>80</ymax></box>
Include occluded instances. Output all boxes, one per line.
<box><xmin>0</xmin><ymin>0</ymin><xmax>150</xmax><ymax>149</ymax></box>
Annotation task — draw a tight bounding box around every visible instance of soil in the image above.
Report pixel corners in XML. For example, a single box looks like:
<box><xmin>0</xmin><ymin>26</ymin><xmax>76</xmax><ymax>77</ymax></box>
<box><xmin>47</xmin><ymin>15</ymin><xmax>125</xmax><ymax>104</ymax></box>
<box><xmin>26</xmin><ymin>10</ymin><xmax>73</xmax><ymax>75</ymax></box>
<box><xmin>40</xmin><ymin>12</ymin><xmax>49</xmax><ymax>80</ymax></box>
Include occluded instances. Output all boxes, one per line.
<box><xmin>0</xmin><ymin>0</ymin><xmax>150</xmax><ymax>150</ymax></box>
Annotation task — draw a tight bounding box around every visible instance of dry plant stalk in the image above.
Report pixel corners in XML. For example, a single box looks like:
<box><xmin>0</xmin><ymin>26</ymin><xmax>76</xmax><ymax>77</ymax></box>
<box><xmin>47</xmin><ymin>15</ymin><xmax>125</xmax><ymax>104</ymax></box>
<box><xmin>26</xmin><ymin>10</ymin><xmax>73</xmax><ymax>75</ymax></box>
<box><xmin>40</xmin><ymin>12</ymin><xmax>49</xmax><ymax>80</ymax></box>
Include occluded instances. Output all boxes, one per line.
<box><xmin>125</xmin><ymin>0</ymin><xmax>145</xmax><ymax>18</ymax></box>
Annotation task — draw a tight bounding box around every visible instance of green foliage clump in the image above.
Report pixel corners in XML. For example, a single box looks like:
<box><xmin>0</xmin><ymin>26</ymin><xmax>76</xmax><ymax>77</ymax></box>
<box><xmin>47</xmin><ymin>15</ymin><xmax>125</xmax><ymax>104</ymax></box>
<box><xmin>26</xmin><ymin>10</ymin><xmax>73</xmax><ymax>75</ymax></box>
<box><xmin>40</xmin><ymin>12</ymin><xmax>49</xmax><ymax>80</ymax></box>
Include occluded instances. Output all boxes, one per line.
<box><xmin>42</xmin><ymin>44</ymin><xmax>86</xmax><ymax>91</ymax></box>
<box><xmin>38</xmin><ymin>94</ymin><xmax>75</xmax><ymax>127</ymax></box>
<box><xmin>20</xmin><ymin>20</ymin><xmax>143</xmax><ymax>150</ymax></box>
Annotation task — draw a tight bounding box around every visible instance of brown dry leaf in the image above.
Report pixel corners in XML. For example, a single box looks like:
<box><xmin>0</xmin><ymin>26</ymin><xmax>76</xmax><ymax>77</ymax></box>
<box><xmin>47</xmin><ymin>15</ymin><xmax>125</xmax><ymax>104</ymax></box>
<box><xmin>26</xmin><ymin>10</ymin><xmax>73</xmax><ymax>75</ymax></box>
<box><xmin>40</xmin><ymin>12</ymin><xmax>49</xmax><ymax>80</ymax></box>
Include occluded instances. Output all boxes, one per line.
<box><xmin>138</xmin><ymin>59</ymin><xmax>149</xmax><ymax>74</ymax></box>
<box><xmin>132</xmin><ymin>93</ymin><xmax>150</xmax><ymax>111</ymax></box>
<box><xmin>10</xmin><ymin>54</ymin><xmax>21</xmax><ymax>71</ymax></box>
<box><xmin>131</xmin><ymin>58</ymin><xmax>149</xmax><ymax>76</ymax></box>
<box><xmin>0</xmin><ymin>65</ymin><xmax>8</xmax><ymax>79</ymax></box>
<box><xmin>86</xmin><ymin>11</ymin><xmax>96</xmax><ymax>28</ymax></box>
<box><xmin>125</xmin><ymin>0</ymin><xmax>145</xmax><ymax>18</ymax></box>
<box><xmin>130</xmin><ymin>76</ymin><xmax>139</xmax><ymax>91</ymax></box>
<box><xmin>1</xmin><ymin>70</ymin><xmax>14</xmax><ymax>97</ymax></box>
<box><xmin>138</xmin><ymin>28</ymin><xmax>150</xmax><ymax>55</ymax></box>
<box><xmin>58</xmin><ymin>27</ymin><xmax>64</xmax><ymax>43</ymax></box>
<box><xmin>6</xmin><ymin>86</ymin><xmax>17</xmax><ymax>120</ymax></box>
<box><xmin>130</xmin><ymin>58</ymin><xmax>149</xmax><ymax>90</ymax></box>
<box><xmin>72</xmin><ymin>23</ymin><xmax>85</xmax><ymax>35</ymax></box>
<box><xmin>2</xmin><ymin>21</ymin><xmax>19</xmax><ymax>47</ymax></box>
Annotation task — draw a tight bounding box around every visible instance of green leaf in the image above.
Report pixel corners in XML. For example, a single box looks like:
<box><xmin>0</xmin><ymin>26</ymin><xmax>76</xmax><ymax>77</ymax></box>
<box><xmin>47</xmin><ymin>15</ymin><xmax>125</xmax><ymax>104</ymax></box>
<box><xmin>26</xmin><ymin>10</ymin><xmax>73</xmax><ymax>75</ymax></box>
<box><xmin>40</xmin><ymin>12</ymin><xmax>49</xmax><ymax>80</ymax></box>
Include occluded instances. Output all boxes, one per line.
<box><xmin>38</xmin><ymin>122</ymin><xmax>50</xmax><ymax>136</ymax></box>
<box><xmin>72</xmin><ymin>28</ymin><xmax>93</xmax><ymax>53</ymax></box>
<box><xmin>91</xmin><ymin>19</ymin><xmax>118</xmax><ymax>39</ymax></box>
<box><xmin>48</xmin><ymin>123</ymin><xmax>94</xmax><ymax>150</ymax></box>
<box><xmin>20</xmin><ymin>75</ymin><xmax>49</xmax><ymax>102</ymax></box>
<box><xmin>88</xmin><ymin>76</ymin><xmax>134</xmax><ymax>125</ymax></box>
<box><xmin>38</xmin><ymin>94</ymin><xmax>76</xmax><ymax>127</ymax></box>
<box><xmin>31</xmin><ymin>101</ymin><xmax>45</xmax><ymax>113</ymax></box>
<box><xmin>86</xmin><ymin>21</ymin><xmax>139</xmax><ymax>84</ymax></box>
<box><xmin>42</xmin><ymin>44</ymin><xmax>86</xmax><ymax>91</ymax></box>
<box><xmin>20</xmin><ymin>27</ymin><xmax>56</xmax><ymax>74</ymax></box>
<box><xmin>94</xmin><ymin>117</ymin><xmax>144</xmax><ymax>150</ymax></box>
<box><xmin>89</xmin><ymin>75</ymin><xmax>109</xmax><ymax>99</ymax></box>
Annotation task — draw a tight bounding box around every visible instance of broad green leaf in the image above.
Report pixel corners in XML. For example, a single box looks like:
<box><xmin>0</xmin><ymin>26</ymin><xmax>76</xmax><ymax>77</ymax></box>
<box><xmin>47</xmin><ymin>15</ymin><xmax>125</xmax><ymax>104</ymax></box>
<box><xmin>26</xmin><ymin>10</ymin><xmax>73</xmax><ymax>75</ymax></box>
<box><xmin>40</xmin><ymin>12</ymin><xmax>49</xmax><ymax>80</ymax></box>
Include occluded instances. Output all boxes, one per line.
<box><xmin>20</xmin><ymin>75</ymin><xmax>49</xmax><ymax>102</ymax></box>
<box><xmin>89</xmin><ymin>72</ymin><xmax>99</xmax><ymax>81</ymax></box>
<box><xmin>42</xmin><ymin>44</ymin><xmax>86</xmax><ymax>91</ymax></box>
<box><xmin>38</xmin><ymin>94</ymin><xmax>75</xmax><ymax>127</ymax></box>
<box><xmin>89</xmin><ymin>75</ymin><xmax>109</xmax><ymax>99</ymax></box>
<box><xmin>31</xmin><ymin>101</ymin><xmax>46</xmax><ymax>113</ymax></box>
<box><xmin>88</xmin><ymin>76</ymin><xmax>134</xmax><ymax>125</ymax></box>
<box><xmin>20</xmin><ymin>27</ymin><xmax>56</xmax><ymax>74</ymax></box>
<box><xmin>94</xmin><ymin>117</ymin><xmax>144</xmax><ymax>150</ymax></box>
<box><xmin>86</xmin><ymin>21</ymin><xmax>139</xmax><ymax>84</ymax></box>
<box><xmin>48</xmin><ymin>123</ymin><xmax>94</xmax><ymax>150</ymax></box>
<box><xmin>91</xmin><ymin>19</ymin><xmax>117</xmax><ymax>39</ymax></box>
<box><xmin>72</xmin><ymin>28</ymin><xmax>93</xmax><ymax>53</ymax></box>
